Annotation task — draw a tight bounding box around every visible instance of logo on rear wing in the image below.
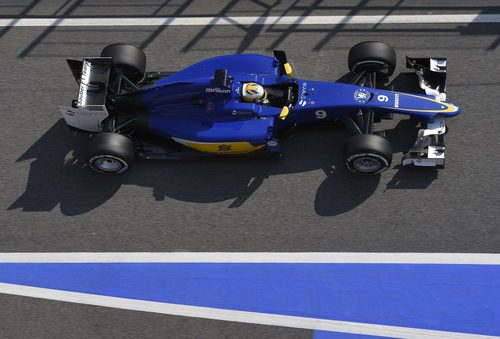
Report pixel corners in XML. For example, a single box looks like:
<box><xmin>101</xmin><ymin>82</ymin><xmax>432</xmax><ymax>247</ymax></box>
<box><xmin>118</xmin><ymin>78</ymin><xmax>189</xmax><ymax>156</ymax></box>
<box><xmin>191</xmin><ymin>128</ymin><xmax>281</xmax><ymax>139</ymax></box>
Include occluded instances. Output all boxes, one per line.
<box><xmin>77</xmin><ymin>60</ymin><xmax>92</xmax><ymax>107</ymax></box>
<box><xmin>75</xmin><ymin>57</ymin><xmax>112</xmax><ymax>108</ymax></box>
<box><xmin>58</xmin><ymin>105</ymin><xmax>108</xmax><ymax>132</ymax></box>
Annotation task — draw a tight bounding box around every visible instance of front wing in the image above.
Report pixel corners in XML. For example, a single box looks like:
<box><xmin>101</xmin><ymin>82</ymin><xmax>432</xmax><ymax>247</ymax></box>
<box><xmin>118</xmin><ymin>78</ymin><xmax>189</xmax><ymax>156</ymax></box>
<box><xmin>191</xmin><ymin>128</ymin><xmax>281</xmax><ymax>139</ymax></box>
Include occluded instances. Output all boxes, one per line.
<box><xmin>401</xmin><ymin>57</ymin><xmax>454</xmax><ymax>168</ymax></box>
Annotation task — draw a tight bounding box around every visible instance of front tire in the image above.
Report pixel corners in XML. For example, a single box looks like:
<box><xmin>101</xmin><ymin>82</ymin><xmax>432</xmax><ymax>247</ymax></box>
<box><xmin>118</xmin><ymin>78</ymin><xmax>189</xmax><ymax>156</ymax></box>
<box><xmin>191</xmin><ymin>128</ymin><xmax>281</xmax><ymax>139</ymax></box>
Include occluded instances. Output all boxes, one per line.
<box><xmin>88</xmin><ymin>133</ymin><xmax>135</xmax><ymax>174</ymax></box>
<box><xmin>343</xmin><ymin>134</ymin><xmax>392</xmax><ymax>174</ymax></box>
<box><xmin>348</xmin><ymin>41</ymin><xmax>397</xmax><ymax>77</ymax></box>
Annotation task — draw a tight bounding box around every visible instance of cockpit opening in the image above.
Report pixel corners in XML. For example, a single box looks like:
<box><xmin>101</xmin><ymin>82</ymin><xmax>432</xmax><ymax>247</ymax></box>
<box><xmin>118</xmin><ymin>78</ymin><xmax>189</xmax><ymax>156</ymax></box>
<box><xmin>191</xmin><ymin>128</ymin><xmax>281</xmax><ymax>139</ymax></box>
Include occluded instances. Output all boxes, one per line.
<box><xmin>241</xmin><ymin>82</ymin><xmax>298</xmax><ymax>108</ymax></box>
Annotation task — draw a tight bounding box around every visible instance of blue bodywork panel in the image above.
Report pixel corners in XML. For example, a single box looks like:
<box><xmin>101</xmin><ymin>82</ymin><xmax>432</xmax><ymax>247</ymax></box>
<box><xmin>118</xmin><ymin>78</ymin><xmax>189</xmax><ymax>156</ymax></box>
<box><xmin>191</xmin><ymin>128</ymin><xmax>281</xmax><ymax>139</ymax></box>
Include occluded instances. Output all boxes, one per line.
<box><xmin>137</xmin><ymin>53</ymin><xmax>460</xmax><ymax>152</ymax></box>
<box><xmin>290</xmin><ymin>80</ymin><xmax>459</xmax><ymax>123</ymax></box>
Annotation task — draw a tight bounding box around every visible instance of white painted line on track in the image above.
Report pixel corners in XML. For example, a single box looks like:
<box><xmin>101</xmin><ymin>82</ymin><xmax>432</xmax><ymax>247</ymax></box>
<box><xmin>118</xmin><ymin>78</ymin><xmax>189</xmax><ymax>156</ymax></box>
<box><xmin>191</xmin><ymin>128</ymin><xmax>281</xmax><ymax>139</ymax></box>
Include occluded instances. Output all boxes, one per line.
<box><xmin>1</xmin><ymin>252</ymin><xmax>500</xmax><ymax>264</ymax></box>
<box><xmin>0</xmin><ymin>14</ymin><xmax>499</xmax><ymax>27</ymax></box>
<box><xmin>0</xmin><ymin>283</ymin><xmax>496</xmax><ymax>339</ymax></box>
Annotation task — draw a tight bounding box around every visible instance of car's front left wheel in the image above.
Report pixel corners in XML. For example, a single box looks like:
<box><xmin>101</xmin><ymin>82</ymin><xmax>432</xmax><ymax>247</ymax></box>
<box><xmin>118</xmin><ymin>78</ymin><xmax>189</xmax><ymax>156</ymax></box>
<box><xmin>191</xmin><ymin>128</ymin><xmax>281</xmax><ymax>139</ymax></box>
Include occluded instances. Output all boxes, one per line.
<box><xmin>88</xmin><ymin>132</ymin><xmax>135</xmax><ymax>174</ymax></box>
<box><xmin>348</xmin><ymin>41</ymin><xmax>397</xmax><ymax>77</ymax></box>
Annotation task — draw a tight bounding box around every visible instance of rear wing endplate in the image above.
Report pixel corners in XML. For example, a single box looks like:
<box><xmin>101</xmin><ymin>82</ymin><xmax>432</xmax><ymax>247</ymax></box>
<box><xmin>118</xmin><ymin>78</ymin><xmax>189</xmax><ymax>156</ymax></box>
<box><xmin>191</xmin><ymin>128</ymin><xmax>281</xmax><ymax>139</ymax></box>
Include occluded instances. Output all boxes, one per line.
<box><xmin>58</xmin><ymin>57</ymin><xmax>112</xmax><ymax>132</ymax></box>
<box><xmin>70</xmin><ymin>57</ymin><xmax>112</xmax><ymax>108</ymax></box>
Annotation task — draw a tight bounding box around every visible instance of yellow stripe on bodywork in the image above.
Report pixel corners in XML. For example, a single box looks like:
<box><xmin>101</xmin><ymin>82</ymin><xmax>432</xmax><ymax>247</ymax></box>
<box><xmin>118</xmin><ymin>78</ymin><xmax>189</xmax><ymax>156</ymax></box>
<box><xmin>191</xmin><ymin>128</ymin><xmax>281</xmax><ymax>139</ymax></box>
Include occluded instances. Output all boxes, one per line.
<box><xmin>396</xmin><ymin>93</ymin><xmax>459</xmax><ymax>113</ymax></box>
<box><xmin>284</xmin><ymin>63</ymin><xmax>293</xmax><ymax>77</ymax></box>
<box><xmin>172</xmin><ymin>137</ymin><xmax>265</xmax><ymax>154</ymax></box>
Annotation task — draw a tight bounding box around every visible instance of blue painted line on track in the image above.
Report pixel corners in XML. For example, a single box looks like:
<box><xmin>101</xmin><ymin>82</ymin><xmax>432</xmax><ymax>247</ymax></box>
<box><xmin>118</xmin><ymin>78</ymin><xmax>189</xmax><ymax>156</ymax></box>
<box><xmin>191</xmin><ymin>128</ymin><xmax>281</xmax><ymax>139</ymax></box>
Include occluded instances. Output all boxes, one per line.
<box><xmin>0</xmin><ymin>263</ymin><xmax>499</xmax><ymax>336</ymax></box>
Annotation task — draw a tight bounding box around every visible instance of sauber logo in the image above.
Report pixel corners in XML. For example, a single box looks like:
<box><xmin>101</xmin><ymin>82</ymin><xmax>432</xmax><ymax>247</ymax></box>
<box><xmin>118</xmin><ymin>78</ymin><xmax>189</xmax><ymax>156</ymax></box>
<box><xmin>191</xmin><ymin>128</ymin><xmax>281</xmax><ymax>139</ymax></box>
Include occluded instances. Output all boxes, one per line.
<box><xmin>77</xmin><ymin>60</ymin><xmax>92</xmax><ymax>107</ymax></box>
<box><xmin>300</xmin><ymin>82</ymin><xmax>307</xmax><ymax>99</ymax></box>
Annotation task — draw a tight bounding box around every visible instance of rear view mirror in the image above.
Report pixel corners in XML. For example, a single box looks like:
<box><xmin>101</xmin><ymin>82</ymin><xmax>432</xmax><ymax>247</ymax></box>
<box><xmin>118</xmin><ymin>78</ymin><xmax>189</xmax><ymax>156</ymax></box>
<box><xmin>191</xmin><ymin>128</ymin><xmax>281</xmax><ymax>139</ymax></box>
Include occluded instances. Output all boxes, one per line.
<box><xmin>214</xmin><ymin>69</ymin><xmax>228</xmax><ymax>87</ymax></box>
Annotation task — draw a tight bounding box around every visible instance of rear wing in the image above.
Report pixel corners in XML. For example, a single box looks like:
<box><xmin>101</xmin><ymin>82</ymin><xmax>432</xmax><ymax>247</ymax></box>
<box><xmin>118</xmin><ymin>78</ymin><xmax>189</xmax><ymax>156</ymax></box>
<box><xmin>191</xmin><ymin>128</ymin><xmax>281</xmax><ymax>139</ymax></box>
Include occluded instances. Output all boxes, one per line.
<box><xmin>68</xmin><ymin>57</ymin><xmax>112</xmax><ymax>108</ymax></box>
<box><xmin>58</xmin><ymin>57</ymin><xmax>112</xmax><ymax>132</ymax></box>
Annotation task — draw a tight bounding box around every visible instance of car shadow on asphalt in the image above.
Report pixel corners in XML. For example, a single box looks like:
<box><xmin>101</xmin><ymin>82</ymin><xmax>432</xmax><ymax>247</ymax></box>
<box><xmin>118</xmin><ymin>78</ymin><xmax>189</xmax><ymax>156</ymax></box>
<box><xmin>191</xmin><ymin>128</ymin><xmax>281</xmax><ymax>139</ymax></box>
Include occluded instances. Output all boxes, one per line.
<box><xmin>384</xmin><ymin>118</ymin><xmax>439</xmax><ymax>190</ymax></box>
<box><xmin>8</xmin><ymin>119</ymin><xmax>383</xmax><ymax>216</ymax></box>
<box><xmin>8</xmin><ymin>120</ymin><xmax>122</xmax><ymax>216</ymax></box>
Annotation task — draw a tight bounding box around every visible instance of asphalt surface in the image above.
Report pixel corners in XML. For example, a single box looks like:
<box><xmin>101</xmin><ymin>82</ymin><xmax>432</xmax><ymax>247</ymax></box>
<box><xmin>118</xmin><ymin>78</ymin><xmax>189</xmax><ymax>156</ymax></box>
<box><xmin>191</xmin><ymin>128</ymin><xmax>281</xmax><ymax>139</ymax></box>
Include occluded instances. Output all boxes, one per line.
<box><xmin>1</xmin><ymin>0</ymin><xmax>500</xmax><ymax>338</ymax></box>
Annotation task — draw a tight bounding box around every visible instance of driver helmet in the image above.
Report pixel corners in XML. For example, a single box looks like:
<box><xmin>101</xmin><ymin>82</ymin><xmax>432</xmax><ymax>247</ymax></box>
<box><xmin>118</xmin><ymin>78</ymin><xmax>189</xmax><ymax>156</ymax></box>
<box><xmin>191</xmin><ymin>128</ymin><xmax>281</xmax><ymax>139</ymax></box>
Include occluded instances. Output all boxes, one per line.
<box><xmin>242</xmin><ymin>82</ymin><xmax>266</xmax><ymax>102</ymax></box>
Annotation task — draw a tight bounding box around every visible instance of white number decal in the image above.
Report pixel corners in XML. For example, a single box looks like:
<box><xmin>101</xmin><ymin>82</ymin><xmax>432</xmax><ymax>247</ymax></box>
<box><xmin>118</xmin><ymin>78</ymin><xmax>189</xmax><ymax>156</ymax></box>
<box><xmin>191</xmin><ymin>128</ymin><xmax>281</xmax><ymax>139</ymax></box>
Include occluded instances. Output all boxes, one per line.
<box><xmin>315</xmin><ymin>110</ymin><xmax>327</xmax><ymax>119</ymax></box>
<box><xmin>377</xmin><ymin>95</ymin><xmax>389</xmax><ymax>102</ymax></box>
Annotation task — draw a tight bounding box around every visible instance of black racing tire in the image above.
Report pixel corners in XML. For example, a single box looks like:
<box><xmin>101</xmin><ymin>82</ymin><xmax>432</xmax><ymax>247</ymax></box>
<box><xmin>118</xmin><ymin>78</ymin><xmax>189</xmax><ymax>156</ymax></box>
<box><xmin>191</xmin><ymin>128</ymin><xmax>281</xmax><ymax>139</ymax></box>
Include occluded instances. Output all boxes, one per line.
<box><xmin>343</xmin><ymin>134</ymin><xmax>393</xmax><ymax>175</ymax></box>
<box><xmin>101</xmin><ymin>44</ymin><xmax>146</xmax><ymax>83</ymax></box>
<box><xmin>348</xmin><ymin>41</ymin><xmax>396</xmax><ymax>77</ymax></box>
<box><xmin>88</xmin><ymin>132</ymin><xmax>135</xmax><ymax>174</ymax></box>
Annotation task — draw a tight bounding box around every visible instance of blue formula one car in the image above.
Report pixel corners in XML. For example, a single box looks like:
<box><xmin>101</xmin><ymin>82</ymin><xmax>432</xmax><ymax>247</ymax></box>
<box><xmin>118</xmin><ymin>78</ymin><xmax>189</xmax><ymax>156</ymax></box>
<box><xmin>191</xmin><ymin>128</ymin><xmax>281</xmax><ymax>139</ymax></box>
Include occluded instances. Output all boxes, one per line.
<box><xmin>58</xmin><ymin>41</ymin><xmax>460</xmax><ymax>175</ymax></box>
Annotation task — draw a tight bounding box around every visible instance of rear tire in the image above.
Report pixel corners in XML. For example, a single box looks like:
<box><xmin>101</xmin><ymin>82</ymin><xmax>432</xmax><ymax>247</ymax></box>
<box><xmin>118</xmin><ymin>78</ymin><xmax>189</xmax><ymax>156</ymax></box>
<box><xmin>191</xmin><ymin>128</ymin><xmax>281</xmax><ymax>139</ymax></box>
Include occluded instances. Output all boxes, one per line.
<box><xmin>343</xmin><ymin>134</ymin><xmax>392</xmax><ymax>174</ymax></box>
<box><xmin>88</xmin><ymin>133</ymin><xmax>135</xmax><ymax>174</ymax></box>
<box><xmin>348</xmin><ymin>41</ymin><xmax>396</xmax><ymax>77</ymax></box>
<box><xmin>101</xmin><ymin>44</ymin><xmax>146</xmax><ymax>83</ymax></box>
